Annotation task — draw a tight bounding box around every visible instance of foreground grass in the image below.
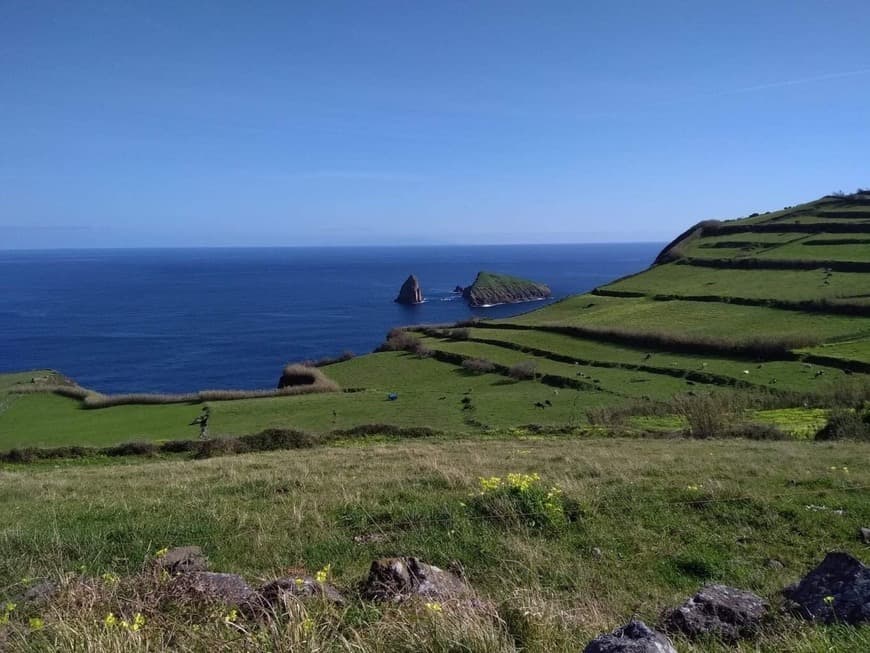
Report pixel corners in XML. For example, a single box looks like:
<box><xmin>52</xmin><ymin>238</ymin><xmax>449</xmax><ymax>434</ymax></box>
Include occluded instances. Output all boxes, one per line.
<box><xmin>1</xmin><ymin>438</ymin><xmax>868</xmax><ymax>651</ymax></box>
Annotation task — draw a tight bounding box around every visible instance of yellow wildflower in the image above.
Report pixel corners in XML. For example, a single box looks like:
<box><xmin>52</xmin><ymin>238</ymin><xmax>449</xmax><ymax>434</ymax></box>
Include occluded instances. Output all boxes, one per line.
<box><xmin>154</xmin><ymin>547</ymin><xmax>169</xmax><ymax>558</ymax></box>
<box><xmin>131</xmin><ymin>613</ymin><xmax>146</xmax><ymax>631</ymax></box>
<box><xmin>28</xmin><ymin>617</ymin><xmax>45</xmax><ymax>631</ymax></box>
<box><xmin>425</xmin><ymin>601</ymin><xmax>443</xmax><ymax>613</ymax></box>
<box><xmin>104</xmin><ymin>613</ymin><xmax>117</xmax><ymax>627</ymax></box>
<box><xmin>224</xmin><ymin>608</ymin><xmax>238</xmax><ymax>624</ymax></box>
<box><xmin>301</xmin><ymin>617</ymin><xmax>315</xmax><ymax>634</ymax></box>
<box><xmin>479</xmin><ymin>476</ymin><xmax>502</xmax><ymax>492</ymax></box>
<box><xmin>824</xmin><ymin>595</ymin><xmax>835</xmax><ymax>605</ymax></box>
<box><xmin>315</xmin><ymin>564</ymin><xmax>331</xmax><ymax>584</ymax></box>
<box><xmin>294</xmin><ymin>577</ymin><xmax>305</xmax><ymax>588</ymax></box>
<box><xmin>101</xmin><ymin>572</ymin><xmax>120</xmax><ymax>585</ymax></box>
<box><xmin>507</xmin><ymin>472</ymin><xmax>540</xmax><ymax>492</ymax></box>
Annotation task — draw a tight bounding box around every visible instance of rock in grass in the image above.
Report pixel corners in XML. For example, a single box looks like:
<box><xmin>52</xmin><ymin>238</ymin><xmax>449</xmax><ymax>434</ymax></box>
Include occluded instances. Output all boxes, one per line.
<box><xmin>152</xmin><ymin>546</ymin><xmax>208</xmax><ymax>576</ymax></box>
<box><xmin>169</xmin><ymin>571</ymin><xmax>254</xmax><ymax>605</ymax></box>
<box><xmin>361</xmin><ymin>557</ymin><xmax>469</xmax><ymax>602</ymax></box>
<box><xmin>256</xmin><ymin>576</ymin><xmax>346</xmax><ymax>606</ymax></box>
<box><xmin>583</xmin><ymin>619</ymin><xmax>677</xmax><ymax>653</ymax></box>
<box><xmin>782</xmin><ymin>551</ymin><xmax>870</xmax><ymax>625</ymax></box>
<box><xmin>860</xmin><ymin>527</ymin><xmax>870</xmax><ymax>545</ymax></box>
<box><xmin>662</xmin><ymin>584</ymin><xmax>767</xmax><ymax>642</ymax></box>
<box><xmin>13</xmin><ymin>580</ymin><xmax>57</xmax><ymax>605</ymax></box>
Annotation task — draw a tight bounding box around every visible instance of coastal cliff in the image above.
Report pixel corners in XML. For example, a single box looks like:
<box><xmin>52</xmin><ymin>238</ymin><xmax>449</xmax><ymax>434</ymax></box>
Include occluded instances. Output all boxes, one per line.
<box><xmin>462</xmin><ymin>271</ymin><xmax>551</xmax><ymax>307</ymax></box>
<box><xmin>395</xmin><ymin>274</ymin><xmax>424</xmax><ymax>304</ymax></box>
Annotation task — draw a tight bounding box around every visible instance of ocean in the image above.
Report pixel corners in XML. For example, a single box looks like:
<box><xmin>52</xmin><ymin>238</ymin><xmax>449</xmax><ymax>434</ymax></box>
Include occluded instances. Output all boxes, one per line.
<box><xmin>1</xmin><ymin>244</ymin><xmax>661</xmax><ymax>393</ymax></box>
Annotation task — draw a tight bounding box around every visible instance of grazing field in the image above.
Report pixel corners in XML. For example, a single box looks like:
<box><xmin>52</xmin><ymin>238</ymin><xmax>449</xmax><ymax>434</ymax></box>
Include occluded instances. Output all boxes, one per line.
<box><xmin>602</xmin><ymin>264</ymin><xmax>870</xmax><ymax>303</ymax></box>
<box><xmin>508</xmin><ymin>294</ymin><xmax>870</xmax><ymax>344</ymax></box>
<box><xmin>459</xmin><ymin>326</ymin><xmax>847</xmax><ymax>392</ymax></box>
<box><xmin>1</xmin><ymin>438</ymin><xmax>868</xmax><ymax>651</ymax></box>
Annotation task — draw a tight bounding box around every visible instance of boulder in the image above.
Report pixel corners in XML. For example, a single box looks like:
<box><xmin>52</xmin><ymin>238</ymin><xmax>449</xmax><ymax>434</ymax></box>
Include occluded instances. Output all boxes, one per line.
<box><xmin>169</xmin><ymin>571</ymin><xmax>254</xmax><ymax>605</ymax></box>
<box><xmin>782</xmin><ymin>551</ymin><xmax>870</xmax><ymax>624</ymax></box>
<box><xmin>662</xmin><ymin>584</ymin><xmax>767</xmax><ymax>642</ymax></box>
<box><xmin>584</xmin><ymin>619</ymin><xmax>677</xmax><ymax>653</ymax></box>
<box><xmin>152</xmin><ymin>546</ymin><xmax>208</xmax><ymax>576</ymax></box>
<box><xmin>860</xmin><ymin>527</ymin><xmax>870</xmax><ymax>545</ymax></box>
<box><xmin>395</xmin><ymin>275</ymin><xmax>424</xmax><ymax>305</ymax></box>
<box><xmin>256</xmin><ymin>576</ymin><xmax>346</xmax><ymax>606</ymax></box>
<box><xmin>360</xmin><ymin>557</ymin><xmax>469</xmax><ymax>602</ymax></box>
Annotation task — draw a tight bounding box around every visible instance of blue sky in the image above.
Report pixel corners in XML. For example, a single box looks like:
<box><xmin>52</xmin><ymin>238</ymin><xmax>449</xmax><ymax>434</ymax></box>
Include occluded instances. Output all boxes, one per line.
<box><xmin>1</xmin><ymin>1</ymin><xmax>869</xmax><ymax>248</ymax></box>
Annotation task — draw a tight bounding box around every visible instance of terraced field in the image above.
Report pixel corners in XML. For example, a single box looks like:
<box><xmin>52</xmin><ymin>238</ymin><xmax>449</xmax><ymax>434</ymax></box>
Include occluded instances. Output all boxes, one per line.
<box><xmin>2</xmin><ymin>191</ymin><xmax>869</xmax><ymax>452</ymax></box>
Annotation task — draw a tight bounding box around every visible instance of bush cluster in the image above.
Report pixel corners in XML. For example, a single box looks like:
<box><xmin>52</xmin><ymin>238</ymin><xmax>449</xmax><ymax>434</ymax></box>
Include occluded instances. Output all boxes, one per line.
<box><xmin>468</xmin><ymin>473</ymin><xmax>575</xmax><ymax>531</ymax></box>
<box><xmin>461</xmin><ymin>358</ymin><xmax>496</xmax><ymax>374</ymax></box>
<box><xmin>508</xmin><ymin>361</ymin><xmax>538</xmax><ymax>380</ymax></box>
<box><xmin>815</xmin><ymin>408</ymin><xmax>870</xmax><ymax>441</ymax></box>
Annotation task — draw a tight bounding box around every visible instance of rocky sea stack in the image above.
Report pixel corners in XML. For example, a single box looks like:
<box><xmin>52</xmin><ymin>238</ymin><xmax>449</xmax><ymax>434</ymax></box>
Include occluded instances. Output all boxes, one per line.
<box><xmin>395</xmin><ymin>274</ymin><xmax>424</xmax><ymax>305</ymax></box>
<box><xmin>462</xmin><ymin>271</ymin><xmax>551</xmax><ymax>307</ymax></box>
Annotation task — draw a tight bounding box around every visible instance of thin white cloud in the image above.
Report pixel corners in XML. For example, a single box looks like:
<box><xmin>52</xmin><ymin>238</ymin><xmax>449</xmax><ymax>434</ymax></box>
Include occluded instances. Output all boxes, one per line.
<box><xmin>282</xmin><ymin>170</ymin><xmax>430</xmax><ymax>182</ymax></box>
<box><xmin>720</xmin><ymin>67</ymin><xmax>870</xmax><ymax>96</ymax></box>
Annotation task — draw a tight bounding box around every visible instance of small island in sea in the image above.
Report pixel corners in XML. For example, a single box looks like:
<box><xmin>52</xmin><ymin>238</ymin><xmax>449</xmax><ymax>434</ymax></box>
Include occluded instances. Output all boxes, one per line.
<box><xmin>461</xmin><ymin>270</ymin><xmax>551</xmax><ymax>307</ymax></box>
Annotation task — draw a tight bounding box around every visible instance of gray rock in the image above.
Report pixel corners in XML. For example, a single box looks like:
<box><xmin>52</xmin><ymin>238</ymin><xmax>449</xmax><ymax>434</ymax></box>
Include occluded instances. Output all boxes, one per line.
<box><xmin>783</xmin><ymin>551</ymin><xmax>870</xmax><ymax>625</ymax></box>
<box><xmin>153</xmin><ymin>546</ymin><xmax>208</xmax><ymax>576</ymax></box>
<box><xmin>13</xmin><ymin>580</ymin><xmax>57</xmax><ymax>605</ymax></box>
<box><xmin>395</xmin><ymin>275</ymin><xmax>424</xmax><ymax>305</ymax></box>
<box><xmin>860</xmin><ymin>527</ymin><xmax>870</xmax><ymax>545</ymax></box>
<box><xmin>169</xmin><ymin>571</ymin><xmax>254</xmax><ymax>605</ymax></box>
<box><xmin>662</xmin><ymin>584</ymin><xmax>767</xmax><ymax>642</ymax></box>
<box><xmin>256</xmin><ymin>576</ymin><xmax>346</xmax><ymax>606</ymax></box>
<box><xmin>584</xmin><ymin>619</ymin><xmax>677</xmax><ymax>653</ymax></box>
<box><xmin>766</xmin><ymin>559</ymin><xmax>784</xmax><ymax>570</ymax></box>
<box><xmin>361</xmin><ymin>557</ymin><xmax>469</xmax><ymax>602</ymax></box>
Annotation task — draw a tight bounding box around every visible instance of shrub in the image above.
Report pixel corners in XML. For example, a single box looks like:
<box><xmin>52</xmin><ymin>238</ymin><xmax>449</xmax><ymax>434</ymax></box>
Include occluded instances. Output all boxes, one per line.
<box><xmin>585</xmin><ymin>406</ymin><xmax>627</xmax><ymax>429</ymax></box>
<box><xmin>194</xmin><ymin>429</ymin><xmax>321</xmax><ymax>458</ymax></box>
<box><xmin>278</xmin><ymin>364</ymin><xmax>327</xmax><ymax>388</ymax></box>
<box><xmin>158</xmin><ymin>439</ymin><xmax>197</xmax><ymax>453</ymax></box>
<box><xmin>411</xmin><ymin>343</ymin><xmax>433</xmax><ymax>358</ymax></box>
<box><xmin>671</xmin><ymin>393</ymin><xmax>738</xmax><ymax>439</ymax></box>
<box><xmin>102</xmin><ymin>441</ymin><xmax>158</xmax><ymax>457</ymax></box>
<box><xmin>331</xmin><ymin>424</ymin><xmax>440</xmax><ymax>438</ymax></box>
<box><xmin>468</xmin><ymin>473</ymin><xmax>574</xmax><ymax>531</ymax></box>
<box><xmin>449</xmin><ymin>328</ymin><xmax>471</xmax><ymax>340</ymax></box>
<box><xmin>377</xmin><ymin>330</ymin><xmax>421</xmax><ymax>352</ymax></box>
<box><xmin>508</xmin><ymin>360</ymin><xmax>538</xmax><ymax>381</ymax></box>
<box><xmin>462</xmin><ymin>358</ymin><xmax>496</xmax><ymax>374</ymax></box>
<box><xmin>724</xmin><ymin>421</ymin><xmax>789</xmax><ymax>440</ymax></box>
<box><xmin>815</xmin><ymin>409</ymin><xmax>870</xmax><ymax>441</ymax></box>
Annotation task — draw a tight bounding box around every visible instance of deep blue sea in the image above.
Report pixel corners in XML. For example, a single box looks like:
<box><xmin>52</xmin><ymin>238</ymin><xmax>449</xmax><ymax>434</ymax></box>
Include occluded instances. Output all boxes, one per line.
<box><xmin>1</xmin><ymin>244</ymin><xmax>661</xmax><ymax>393</ymax></box>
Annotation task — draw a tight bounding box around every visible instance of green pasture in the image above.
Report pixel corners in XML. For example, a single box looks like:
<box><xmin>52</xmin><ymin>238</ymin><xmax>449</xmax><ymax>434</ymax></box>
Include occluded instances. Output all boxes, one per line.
<box><xmin>417</xmin><ymin>335</ymin><xmax>693</xmax><ymax>398</ymax></box>
<box><xmin>507</xmin><ymin>294</ymin><xmax>870</xmax><ymax>344</ymax></box>
<box><xmin>462</xmin><ymin>326</ymin><xmax>848</xmax><ymax>392</ymax></box>
<box><xmin>602</xmin><ymin>264</ymin><xmax>869</xmax><ymax>303</ymax></box>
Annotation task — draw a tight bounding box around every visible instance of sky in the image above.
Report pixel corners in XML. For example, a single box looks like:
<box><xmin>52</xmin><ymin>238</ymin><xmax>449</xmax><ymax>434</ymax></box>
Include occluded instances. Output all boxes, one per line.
<box><xmin>1</xmin><ymin>1</ymin><xmax>869</xmax><ymax>248</ymax></box>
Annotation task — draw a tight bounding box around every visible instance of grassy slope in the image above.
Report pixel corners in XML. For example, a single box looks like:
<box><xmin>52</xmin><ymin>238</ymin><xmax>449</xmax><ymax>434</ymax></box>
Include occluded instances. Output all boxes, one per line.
<box><xmin>1</xmin><ymin>439</ymin><xmax>868</xmax><ymax>650</ymax></box>
<box><xmin>2</xmin><ymin>191</ymin><xmax>870</xmax><ymax>448</ymax></box>
<box><xmin>509</xmin><ymin>294</ymin><xmax>870</xmax><ymax>343</ymax></box>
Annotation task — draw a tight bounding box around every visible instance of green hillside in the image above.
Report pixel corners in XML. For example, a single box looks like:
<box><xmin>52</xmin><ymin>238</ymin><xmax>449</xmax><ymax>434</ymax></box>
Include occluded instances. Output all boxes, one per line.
<box><xmin>2</xmin><ymin>191</ymin><xmax>869</xmax><ymax>450</ymax></box>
